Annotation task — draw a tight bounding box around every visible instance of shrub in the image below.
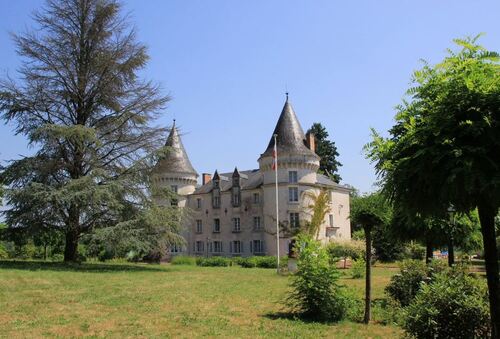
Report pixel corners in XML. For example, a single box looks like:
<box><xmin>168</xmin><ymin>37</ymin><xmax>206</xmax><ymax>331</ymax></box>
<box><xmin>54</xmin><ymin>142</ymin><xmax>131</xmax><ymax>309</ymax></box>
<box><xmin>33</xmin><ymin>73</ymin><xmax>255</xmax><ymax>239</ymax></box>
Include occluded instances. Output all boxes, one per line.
<box><xmin>403</xmin><ymin>242</ymin><xmax>426</xmax><ymax>260</ymax></box>
<box><xmin>171</xmin><ymin>255</ymin><xmax>197</xmax><ymax>266</ymax></box>
<box><xmin>327</xmin><ymin>240</ymin><xmax>365</xmax><ymax>264</ymax></box>
<box><xmin>196</xmin><ymin>256</ymin><xmax>232</xmax><ymax>267</ymax></box>
<box><xmin>287</xmin><ymin>235</ymin><xmax>350</xmax><ymax>321</ymax></box>
<box><xmin>385</xmin><ymin>260</ymin><xmax>428</xmax><ymax>307</ymax></box>
<box><xmin>0</xmin><ymin>243</ymin><xmax>8</xmax><ymax>259</ymax></box>
<box><xmin>351</xmin><ymin>258</ymin><xmax>365</xmax><ymax>279</ymax></box>
<box><xmin>403</xmin><ymin>271</ymin><xmax>490</xmax><ymax>338</ymax></box>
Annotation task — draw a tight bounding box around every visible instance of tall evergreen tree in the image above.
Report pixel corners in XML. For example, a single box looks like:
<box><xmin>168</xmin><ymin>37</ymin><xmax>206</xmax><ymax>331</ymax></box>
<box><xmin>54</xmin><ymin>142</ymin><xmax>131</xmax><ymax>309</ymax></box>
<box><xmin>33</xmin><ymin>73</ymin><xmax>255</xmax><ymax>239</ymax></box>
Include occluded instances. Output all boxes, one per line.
<box><xmin>307</xmin><ymin>123</ymin><xmax>342</xmax><ymax>183</ymax></box>
<box><xmin>0</xmin><ymin>0</ymin><xmax>179</xmax><ymax>262</ymax></box>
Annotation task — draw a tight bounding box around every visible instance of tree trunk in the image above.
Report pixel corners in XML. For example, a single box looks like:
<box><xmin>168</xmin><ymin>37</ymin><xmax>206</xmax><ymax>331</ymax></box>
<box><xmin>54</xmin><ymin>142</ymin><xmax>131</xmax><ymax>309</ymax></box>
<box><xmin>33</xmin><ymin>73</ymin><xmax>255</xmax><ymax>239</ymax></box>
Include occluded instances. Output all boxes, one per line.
<box><xmin>63</xmin><ymin>228</ymin><xmax>79</xmax><ymax>262</ymax></box>
<box><xmin>448</xmin><ymin>236</ymin><xmax>455</xmax><ymax>267</ymax></box>
<box><xmin>478</xmin><ymin>202</ymin><xmax>500</xmax><ymax>339</ymax></box>
<box><xmin>364</xmin><ymin>225</ymin><xmax>372</xmax><ymax>324</ymax></box>
<box><xmin>44</xmin><ymin>244</ymin><xmax>47</xmax><ymax>261</ymax></box>
<box><xmin>426</xmin><ymin>239</ymin><xmax>433</xmax><ymax>264</ymax></box>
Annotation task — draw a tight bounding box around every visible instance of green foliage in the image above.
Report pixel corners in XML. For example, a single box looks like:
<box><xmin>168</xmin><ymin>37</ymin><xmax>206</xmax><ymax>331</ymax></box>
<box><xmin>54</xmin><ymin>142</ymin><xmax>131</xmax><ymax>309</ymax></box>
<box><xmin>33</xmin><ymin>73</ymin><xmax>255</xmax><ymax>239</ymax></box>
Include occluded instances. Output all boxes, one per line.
<box><xmin>327</xmin><ymin>240</ymin><xmax>366</xmax><ymax>261</ymax></box>
<box><xmin>195</xmin><ymin>256</ymin><xmax>232</xmax><ymax>267</ymax></box>
<box><xmin>372</xmin><ymin>224</ymin><xmax>405</xmax><ymax>262</ymax></box>
<box><xmin>403</xmin><ymin>271</ymin><xmax>491</xmax><ymax>338</ymax></box>
<box><xmin>403</xmin><ymin>242</ymin><xmax>426</xmax><ymax>260</ymax></box>
<box><xmin>235</xmin><ymin>256</ymin><xmax>287</xmax><ymax>269</ymax></box>
<box><xmin>170</xmin><ymin>256</ymin><xmax>197</xmax><ymax>266</ymax></box>
<box><xmin>0</xmin><ymin>244</ymin><xmax>8</xmax><ymax>259</ymax></box>
<box><xmin>351</xmin><ymin>229</ymin><xmax>365</xmax><ymax>240</ymax></box>
<box><xmin>287</xmin><ymin>235</ymin><xmax>350</xmax><ymax>321</ymax></box>
<box><xmin>385</xmin><ymin>260</ymin><xmax>429</xmax><ymax>307</ymax></box>
<box><xmin>303</xmin><ymin>189</ymin><xmax>331</xmax><ymax>239</ymax></box>
<box><xmin>350</xmin><ymin>193</ymin><xmax>391</xmax><ymax>233</ymax></box>
<box><xmin>351</xmin><ymin>259</ymin><xmax>365</xmax><ymax>279</ymax></box>
<box><xmin>385</xmin><ymin>259</ymin><xmax>449</xmax><ymax>307</ymax></box>
<box><xmin>307</xmin><ymin>123</ymin><xmax>342</xmax><ymax>183</ymax></box>
<box><xmin>0</xmin><ymin>0</ymin><xmax>173</xmax><ymax>262</ymax></box>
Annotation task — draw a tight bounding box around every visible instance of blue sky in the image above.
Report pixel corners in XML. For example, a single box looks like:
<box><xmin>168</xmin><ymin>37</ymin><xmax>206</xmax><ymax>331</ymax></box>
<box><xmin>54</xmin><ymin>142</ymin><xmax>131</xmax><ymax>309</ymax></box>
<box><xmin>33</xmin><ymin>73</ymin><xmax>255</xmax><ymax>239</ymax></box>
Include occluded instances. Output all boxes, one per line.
<box><xmin>1</xmin><ymin>0</ymin><xmax>500</xmax><ymax>193</ymax></box>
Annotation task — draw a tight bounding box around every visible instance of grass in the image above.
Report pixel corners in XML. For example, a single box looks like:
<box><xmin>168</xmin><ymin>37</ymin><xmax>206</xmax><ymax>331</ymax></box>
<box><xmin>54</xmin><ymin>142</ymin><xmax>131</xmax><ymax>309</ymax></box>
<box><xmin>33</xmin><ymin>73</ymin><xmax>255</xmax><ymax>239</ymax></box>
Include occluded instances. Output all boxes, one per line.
<box><xmin>0</xmin><ymin>260</ymin><xmax>401</xmax><ymax>338</ymax></box>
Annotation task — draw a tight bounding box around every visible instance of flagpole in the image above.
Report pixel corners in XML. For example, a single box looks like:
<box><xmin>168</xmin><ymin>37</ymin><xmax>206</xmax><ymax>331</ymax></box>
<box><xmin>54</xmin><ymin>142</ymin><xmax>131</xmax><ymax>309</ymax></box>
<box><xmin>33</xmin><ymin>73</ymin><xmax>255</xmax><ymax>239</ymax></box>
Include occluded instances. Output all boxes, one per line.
<box><xmin>274</xmin><ymin>133</ymin><xmax>280</xmax><ymax>274</ymax></box>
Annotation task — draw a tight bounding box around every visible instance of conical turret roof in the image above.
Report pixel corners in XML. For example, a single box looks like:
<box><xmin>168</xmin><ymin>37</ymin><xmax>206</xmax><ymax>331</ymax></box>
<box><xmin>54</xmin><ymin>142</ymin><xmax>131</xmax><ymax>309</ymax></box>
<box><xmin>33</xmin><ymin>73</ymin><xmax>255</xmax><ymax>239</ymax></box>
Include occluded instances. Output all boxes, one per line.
<box><xmin>154</xmin><ymin>121</ymin><xmax>198</xmax><ymax>176</ymax></box>
<box><xmin>261</xmin><ymin>98</ymin><xmax>317</xmax><ymax>158</ymax></box>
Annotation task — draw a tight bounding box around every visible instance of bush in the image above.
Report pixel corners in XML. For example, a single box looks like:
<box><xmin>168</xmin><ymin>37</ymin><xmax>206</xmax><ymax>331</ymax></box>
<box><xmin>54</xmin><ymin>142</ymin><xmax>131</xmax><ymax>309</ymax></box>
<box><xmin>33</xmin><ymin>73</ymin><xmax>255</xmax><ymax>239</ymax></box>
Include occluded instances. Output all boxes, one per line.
<box><xmin>196</xmin><ymin>256</ymin><xmax>232</xmax><ymax>267</ymax></box>
<box><xmin>403</xmin><ymin>271</ymin><xmax>490</xmax><ymax>338</ymax></box>
<box><xmin>385</xmin><ymin>260</ymin><xmax>428</xmax><ymax>307</ymax></box>
<box><xmin>0</xmin><ymin>243</ymin><xmax>8</xmax><ymax>259</ymax></box>
<box><xmin>327</xmin><ymin>240</ymin><xmax>365</xmax><ymax>263</ymax></box>
<box><xmin>403</xmin><ymin>242</ymin><xmax>426</xmax><ymax>260</ymax></box>
<box><xmin>287</xmin><ymin>235</ymin><xmax>350</xmax><ymax>322</ymax></box>
<box><xmin>350</xmin><ymin>258</ymin><xmax>365</xmax><ymax>279</ymax></box>
<box><xmin>171</xmin><ymin>255</ymin><xmax>196</xmax><ymax>266</ymax></box>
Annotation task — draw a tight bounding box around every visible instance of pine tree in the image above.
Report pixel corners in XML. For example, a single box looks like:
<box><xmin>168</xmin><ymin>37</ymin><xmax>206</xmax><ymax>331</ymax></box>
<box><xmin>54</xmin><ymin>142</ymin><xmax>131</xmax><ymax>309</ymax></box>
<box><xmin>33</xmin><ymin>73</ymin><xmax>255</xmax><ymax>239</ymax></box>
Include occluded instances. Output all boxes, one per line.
<box><xmin>307</xmin><ymin>123</ymin><xmax>342</xmax><ymax>183</ymax></box>
<box><xmin>0</xmin><ymin>0</ymin><xmax>179</xmax><ymax>262</ymax></box>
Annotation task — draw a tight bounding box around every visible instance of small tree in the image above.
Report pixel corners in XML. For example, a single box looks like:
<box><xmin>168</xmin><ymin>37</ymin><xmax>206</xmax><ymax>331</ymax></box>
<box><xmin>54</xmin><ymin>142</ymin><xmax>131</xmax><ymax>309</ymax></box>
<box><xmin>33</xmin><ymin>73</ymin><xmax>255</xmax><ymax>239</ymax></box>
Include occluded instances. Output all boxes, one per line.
<box><xmin>350</xmin><ymin>192</ymin><xmax>391</xmax><ymax>324</ymax></box>
<box><xmin>307</xmin><ymin>123</ymin><xmax>342</xmax><ymax>183</ymax></box>
<box><xmin>287</xmin><ymin>234</ymin><xmax>348</xmax><ymax>321</ymax></box>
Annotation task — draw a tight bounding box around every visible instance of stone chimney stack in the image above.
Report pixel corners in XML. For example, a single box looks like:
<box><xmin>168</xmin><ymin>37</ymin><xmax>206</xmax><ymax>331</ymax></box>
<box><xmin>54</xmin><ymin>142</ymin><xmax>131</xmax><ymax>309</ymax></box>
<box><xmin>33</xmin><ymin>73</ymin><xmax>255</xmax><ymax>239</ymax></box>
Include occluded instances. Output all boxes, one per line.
<box><xmin>306</xmin><ymin>132</ymin><xmax>316</xmax><ymax>153</ymax></box>
<box><xmin>202</xmin><ymin>173</ymin><xmax>212</xmax><ymax>185</ymax></box>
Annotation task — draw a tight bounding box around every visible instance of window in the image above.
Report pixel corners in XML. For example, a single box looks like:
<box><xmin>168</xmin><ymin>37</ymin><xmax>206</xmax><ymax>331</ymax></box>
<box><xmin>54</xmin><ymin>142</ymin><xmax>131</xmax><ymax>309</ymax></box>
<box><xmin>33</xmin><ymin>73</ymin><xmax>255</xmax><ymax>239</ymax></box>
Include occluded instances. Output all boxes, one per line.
<box><xmin>213</xmin><ymin>241</ymin><xmax>222</xmax><ymax>253</ymax></box>
<box><xmin>196</xmin><ymin>198</ymin><xmax>202</xmax><ymax>209</ymax></box>
<box><xmin>290</xmin><ymin>213</ymin><xmax>300</xmax><ymax>228</ymax></box>
<box><xmin>213</xmin><ymin>218</ymin><xmax>220</xmax><ymax>233</ymax></box>
<box><xmin>253</xmin><ymin>216</ymin><xmax>261</xmax><ymax>230</ymax></box>
<box><xmin>289</xmin><ymin>171</ymin><xmax>298</xmax><ymax>183</ymax></box>
<box><xmin>213</xmin><ymin>195</ymin><xmax>220</xmax><ymax>208</ymax></box>
<box><xmin>231</xmin><ymin>240</ymin><xmax>242</xmax><ymax>254</ymax></box>
<box><xmin>329</xmin><ymin>214</ymin><xmax>334</xmax><ymax>227</ymax></box>
<box><xmin>170</xmin><ymin>244</ymin><xmax>182</xmax><ymax>253</ymax></box>
<box><xmin>253</xmin><ymin>193</ymin><xmax>260</xmax><ymax>204</ymax></box>
<box><xmin>196</xmin><ymin>220</ymin><xmax>203</xmax><ymax>233</ymax></box>
<box><xmin>251</xmin><ymin>240</ymin><xmax>264</xmax><ymax>254</ymax></box>
<box><xmin>195</xmin><ymin>241</ymin><xmax>204</xmax><ymax>252</ymax></box>
<box><xmin>171</xmin><ymin>198</ymin><xmax>178</xmax><ymax>207</ymax></box>
<box><xmin>233</xmin><ymin>218</ymin><xmax>241</xmax><ymax>232</ymax></box>
<box><xmin>232</xmin><ymin>187</ymin><xmax>241</xmax><ymax>207</ymax></box>
<box><xmin>170</xmin><ymin>185</ymin><xmax>178</xmax><ymax>193</ymax></box>
<box><xmin>288</xmin><ymin>187</ymin><xmax>299</xmax><ymax>202</ymax></box>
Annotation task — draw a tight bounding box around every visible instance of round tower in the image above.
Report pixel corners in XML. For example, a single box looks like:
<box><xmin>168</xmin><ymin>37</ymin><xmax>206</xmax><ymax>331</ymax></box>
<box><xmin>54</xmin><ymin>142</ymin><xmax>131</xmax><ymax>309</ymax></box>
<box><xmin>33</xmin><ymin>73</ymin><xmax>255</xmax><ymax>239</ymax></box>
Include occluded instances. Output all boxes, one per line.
<box><xmin>152</xmin><ymin>120</ymin><xmax>198</xmax><ymax>208</ymax></box>
<box><xmin>258</xmin><ymin>96</ymin><xmax>320</xmax><ymax>256</ymax></box>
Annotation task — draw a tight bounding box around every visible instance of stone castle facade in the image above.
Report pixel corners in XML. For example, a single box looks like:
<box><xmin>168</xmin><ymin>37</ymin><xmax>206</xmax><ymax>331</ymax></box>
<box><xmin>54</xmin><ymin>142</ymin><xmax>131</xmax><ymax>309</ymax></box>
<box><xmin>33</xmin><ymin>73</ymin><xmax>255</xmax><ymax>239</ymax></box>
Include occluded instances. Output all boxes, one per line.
<box><xmin>152</xmin><ymin>98</ymin><xmax>351</xmax><ymax>257</ymax></box>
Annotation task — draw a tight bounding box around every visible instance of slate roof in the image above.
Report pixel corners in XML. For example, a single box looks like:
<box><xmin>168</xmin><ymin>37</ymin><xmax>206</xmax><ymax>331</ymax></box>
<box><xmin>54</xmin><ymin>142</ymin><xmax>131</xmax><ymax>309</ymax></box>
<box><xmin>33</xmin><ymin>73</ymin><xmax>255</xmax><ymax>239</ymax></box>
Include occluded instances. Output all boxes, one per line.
<box><xmin>193</xmin><ymin>169</ymin><xmax>262</xmax><ymax>194</ymax></box>
<box><xmin>153</xmin><ymin>121</ymin><xmax>198</xmax><ymax>176</ymax></box>
<box><xmin>260</xmin><ymin>98</ymin><xmax>318</xmax><ymax>158</ymax></box>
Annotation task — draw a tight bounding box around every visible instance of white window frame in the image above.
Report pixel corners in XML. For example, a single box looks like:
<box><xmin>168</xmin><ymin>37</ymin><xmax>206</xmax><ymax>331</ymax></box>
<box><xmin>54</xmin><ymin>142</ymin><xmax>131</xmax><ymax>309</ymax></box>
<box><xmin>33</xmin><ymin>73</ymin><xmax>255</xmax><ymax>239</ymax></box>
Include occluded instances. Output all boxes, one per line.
<box><xmin>288</xmin><ymin>187</ymin><xmax>299</xmax><ymax>202</ymax></box>
<box><xmin>253</xmin><ymin>216</ymin><xmax>261</xmax><ymax>230</ymax></box>
<box><xmin>233</xmin><ymin>217</ymin><xmax>241</xmax><ymax>232</ymax></box>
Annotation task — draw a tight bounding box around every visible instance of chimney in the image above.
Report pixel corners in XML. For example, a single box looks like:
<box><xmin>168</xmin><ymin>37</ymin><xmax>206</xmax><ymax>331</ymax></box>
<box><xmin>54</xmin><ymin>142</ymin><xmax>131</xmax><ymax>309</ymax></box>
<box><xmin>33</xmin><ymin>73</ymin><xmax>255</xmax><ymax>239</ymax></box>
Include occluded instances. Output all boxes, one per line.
<box><xmin>306</xmin><ymin>132</ymin><xmax>316</xmax><ymax>153</ymax></box>
<box><xmin>202</xmin><ymin>173</ymin><xmax>212</xmax><ymax>185</ymax></box>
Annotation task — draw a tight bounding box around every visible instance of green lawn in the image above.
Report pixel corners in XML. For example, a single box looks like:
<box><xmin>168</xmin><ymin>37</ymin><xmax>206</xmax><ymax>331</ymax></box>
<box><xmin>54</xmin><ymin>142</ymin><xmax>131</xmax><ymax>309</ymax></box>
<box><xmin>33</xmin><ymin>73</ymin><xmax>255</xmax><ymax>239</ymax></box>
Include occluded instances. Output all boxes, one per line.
<box><xmin>0</xmin><ymin>261</ymin><xmax>401</xmax><ymax>338</ymax></box>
